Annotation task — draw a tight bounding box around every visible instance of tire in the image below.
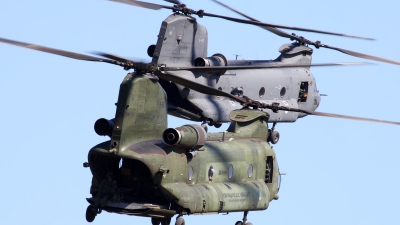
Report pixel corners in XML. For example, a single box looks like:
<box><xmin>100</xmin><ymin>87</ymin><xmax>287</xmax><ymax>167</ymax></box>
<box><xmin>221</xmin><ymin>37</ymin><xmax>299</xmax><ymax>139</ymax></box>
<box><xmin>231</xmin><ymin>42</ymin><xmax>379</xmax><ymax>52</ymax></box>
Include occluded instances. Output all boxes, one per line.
<box><xmin>270</xmin><ymin>131</ymin><xmax>280</xmax><ymax>144</ymax></box>
<box><xmin>175</xmin><ymin>217</ymin><xmax>185</xmax><ymax>225</ymax></box>
<box><xmin>161</xmin><ymin>217</ymin><xmax>171</xmax><ymax>225</ymax></box>
<box><xmin>151</xmin><ymin>217</ymin><xmax>161</xmax><ymax>225</ymax></box>
<box><xmin>85</xmin><ymin>205</ymin><xmax>96</xmax><ymax>223</ymax></box>
<box><xmin>214</xmin><ymin>123</ymin><xmax>222</xmax><ymax>128</ymax></box>
<box><xmin>245</xmin><ymin>223</ymin><xmax>253</xmax><ymax>225</ymax></box>
<box><xmin>235</xmin><ymin>221</ymin><xmax>243</xmax><ymax>225</ymax></box>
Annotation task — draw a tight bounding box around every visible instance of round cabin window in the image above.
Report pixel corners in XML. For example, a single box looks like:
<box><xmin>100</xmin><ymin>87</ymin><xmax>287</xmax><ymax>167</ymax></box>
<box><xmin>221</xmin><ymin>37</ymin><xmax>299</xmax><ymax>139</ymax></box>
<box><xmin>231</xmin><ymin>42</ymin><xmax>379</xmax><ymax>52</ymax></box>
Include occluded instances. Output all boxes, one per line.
<box><xmin>248</xmin><ymin>164</ymin><xmax>253</xmax><ymax>178</ymax></box>
<box><xmin>259</xmin><ymin>87</ymin><xmax>265</xmax><ymax>98</ymax></box>
<box><xmin>188</xmin><ymin>166</ymin><xmax>194</xmax><ymax>181</ymax></box>
<box><xmin>228</xmin><ymin>164</ymin><xmax>234</xmax><ymax>179</ymax></box>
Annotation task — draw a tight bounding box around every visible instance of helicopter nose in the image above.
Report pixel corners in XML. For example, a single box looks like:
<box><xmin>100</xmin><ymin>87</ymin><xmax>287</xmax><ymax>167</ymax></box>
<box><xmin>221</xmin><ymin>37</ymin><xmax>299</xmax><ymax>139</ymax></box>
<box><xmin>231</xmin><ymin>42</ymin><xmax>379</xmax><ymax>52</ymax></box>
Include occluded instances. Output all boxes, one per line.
<box><xmin>314</xmin><ymin>93</ymin><xmax>321</xmax><ymax>110</ymax></box>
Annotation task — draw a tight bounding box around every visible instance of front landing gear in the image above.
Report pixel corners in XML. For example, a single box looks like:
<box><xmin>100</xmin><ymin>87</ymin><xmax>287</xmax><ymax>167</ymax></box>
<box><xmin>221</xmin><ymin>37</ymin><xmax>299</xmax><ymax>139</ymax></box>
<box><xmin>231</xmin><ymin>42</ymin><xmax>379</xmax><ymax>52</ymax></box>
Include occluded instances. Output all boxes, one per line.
<box><xmin>235</xmin><ymin>211</ymin><xmax>253</xmax><ymax>225</ymax></box>
<box><xmin>267</xmin><ymin>122</ymin><xmax>280</xmax><ymax>144</ymax></box>
<box><xmin>85</xmin><ymin>205</ymin><xmax>97</xmax><ymax>223</ymax></box>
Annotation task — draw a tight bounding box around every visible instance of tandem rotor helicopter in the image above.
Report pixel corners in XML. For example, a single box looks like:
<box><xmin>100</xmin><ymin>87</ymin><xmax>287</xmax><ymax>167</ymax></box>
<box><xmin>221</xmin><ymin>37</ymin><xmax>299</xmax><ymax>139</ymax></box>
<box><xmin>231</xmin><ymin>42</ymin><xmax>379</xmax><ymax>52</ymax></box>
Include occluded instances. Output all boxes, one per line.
<box><xmin>1</xmin><ymin>1</ymin><xmax>400</xmax><ymax>225</ymax></box>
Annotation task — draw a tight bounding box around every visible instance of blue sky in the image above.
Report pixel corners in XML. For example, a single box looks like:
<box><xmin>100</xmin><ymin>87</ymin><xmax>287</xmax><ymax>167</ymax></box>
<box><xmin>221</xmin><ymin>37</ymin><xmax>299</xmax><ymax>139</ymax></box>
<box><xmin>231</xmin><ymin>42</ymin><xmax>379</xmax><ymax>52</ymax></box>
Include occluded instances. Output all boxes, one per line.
<box><xmin>1</xmin><ymin>0</ymin><xmax>399</xmax><ymax>225</ymax></box>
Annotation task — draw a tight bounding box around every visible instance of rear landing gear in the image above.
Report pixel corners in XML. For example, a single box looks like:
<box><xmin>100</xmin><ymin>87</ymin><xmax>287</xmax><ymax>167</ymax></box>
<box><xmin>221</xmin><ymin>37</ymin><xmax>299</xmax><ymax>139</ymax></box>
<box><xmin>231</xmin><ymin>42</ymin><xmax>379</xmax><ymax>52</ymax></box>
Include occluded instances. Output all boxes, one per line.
<box><xmin>235</xmin><ymin>211</ymin><xmax>253</xmax><ymax>225</ymax></box>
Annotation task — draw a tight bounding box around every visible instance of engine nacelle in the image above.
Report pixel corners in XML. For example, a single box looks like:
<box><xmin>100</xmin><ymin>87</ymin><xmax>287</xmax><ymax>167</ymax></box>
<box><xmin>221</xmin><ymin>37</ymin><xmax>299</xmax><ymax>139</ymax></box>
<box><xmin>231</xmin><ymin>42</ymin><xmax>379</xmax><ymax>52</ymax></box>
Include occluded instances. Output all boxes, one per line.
<box><xmin>193</xmin><ymin>53</ymin><xmax>227</xmax><ymax>67</ymax></box>
<box><xmin>162</xmin><ymin>124</ymin><xmax>207</xmax><ymax>150</ymax></box>
<box><xmin>94</xmin><ymin>118</ymin><xmax>114</xmax><ymax>137</ymax></box>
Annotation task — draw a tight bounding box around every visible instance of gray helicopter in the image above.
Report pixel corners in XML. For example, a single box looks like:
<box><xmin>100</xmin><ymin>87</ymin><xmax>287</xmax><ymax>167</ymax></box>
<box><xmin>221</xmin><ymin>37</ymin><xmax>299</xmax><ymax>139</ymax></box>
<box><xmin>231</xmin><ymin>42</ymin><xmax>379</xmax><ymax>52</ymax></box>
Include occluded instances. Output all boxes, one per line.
<box><xmin>103</xmin><ymin>0</ymin><xmax>400</xmax><ymax>131</ymax></box>
<box><xmin>1</xmin><ymin>0</ymin><xmax>399</xmax><ymax>144</ymax></box>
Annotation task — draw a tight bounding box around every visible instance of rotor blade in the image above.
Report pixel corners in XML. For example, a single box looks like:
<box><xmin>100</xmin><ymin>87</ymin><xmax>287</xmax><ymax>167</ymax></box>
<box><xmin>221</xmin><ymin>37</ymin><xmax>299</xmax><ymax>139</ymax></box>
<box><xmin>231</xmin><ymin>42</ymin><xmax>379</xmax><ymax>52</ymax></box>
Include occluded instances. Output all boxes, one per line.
<box><xmin>211</xmin><ymin>1</ymin><xmax>400</xmax><ymax>66</ymax></box>
<box><xmin>92</xmin><ymin>51</ymin><xmax>153</xmax><ymax>70</ymax></box>
<box><xmin>302</xmin><ymin>109</ymin><xmax>400</xmax><ymax>126</ymax></box>
<box><xmin>93</xmin><ymin>51</ymin><xmax>135</xmax><ymax>62</ymax></box>
<box><xmin>155</xmin><ymin>71</ymin><xmax>247</xmax><ymax>104</ymax></box>
<box><xmin>108</xmin><ymin>0</ymin><xmax>173</xmax><ymax>10</ymax></box>
<box><xmin>320</xmin><ymin>44</ymin><xmax>400</xmax><ymax>66</ymax></box>
<box><xmin>203</xmin><ymin>7</ymin><xmax>373</xmax><ymax>40</ymax></box>
<box><xmin>256</xmin><ymin>103</ymin><xmax>400</xmax><ymax>126</ymax></box>
<box><xmin>212</xmin><ymin>0</ymin><xmax>258</xmax><ymax>21</ymax></box>
<box><xmin>0</xmin><ymin>37</ymin><xmax>116</xmax><ymax>64</ymax></box>
<box><xmin>211</xmin><ymin>0</ymin><xmax>300</xmax><ymax>40</ymax></box>
<box><xmin>164</xmin><ymin>0</ymin><xmax>181</xmax><ymax>4</ymax></box>
<box><xmin>165</xmin><ymin>62</ymin><xmax>371</xmax><ymax>72</ymax></box>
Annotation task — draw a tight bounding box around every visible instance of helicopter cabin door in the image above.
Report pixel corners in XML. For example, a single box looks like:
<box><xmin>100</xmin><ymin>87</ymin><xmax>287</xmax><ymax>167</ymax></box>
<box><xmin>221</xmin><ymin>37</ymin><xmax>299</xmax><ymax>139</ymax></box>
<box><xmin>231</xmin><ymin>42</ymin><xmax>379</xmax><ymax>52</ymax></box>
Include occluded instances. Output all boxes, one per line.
<box><xmin>265</xmin><ymin>156</ymin><xmax>274</xmax><ymax>184</ymax></box>
<box><xmin>298</xmin><ymin>81</ymin><xmax>309</xmax><ymax>103</ymax></box>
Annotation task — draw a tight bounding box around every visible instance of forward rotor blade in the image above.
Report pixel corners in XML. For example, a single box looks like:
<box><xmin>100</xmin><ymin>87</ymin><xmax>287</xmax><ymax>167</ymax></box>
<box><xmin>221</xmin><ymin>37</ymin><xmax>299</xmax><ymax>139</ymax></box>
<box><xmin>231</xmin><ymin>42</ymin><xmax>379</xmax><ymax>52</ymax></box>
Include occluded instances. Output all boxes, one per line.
<box><xmin>211</xmin><ymin>0</ymin><xmax>303</xmax><ymax>40</ymax></box>
<box><xmin>212</xmin><ymin>1</ymin><xmax>400</xmax><ymax>66</ymax></box>
<box><xmin>165</xmin><ymin>62</ymin><xmax>371</xmax><ymax>72</ymax></box>
<box><xmin>0</xmin><ymin>37</ymin><xmax>115</xmax><ymax>64</ymax></box>
<box><xmin>321</xmin><ymin>44</ymin><xmax>400</xmax><ymax>66</ymax></box>
<box><xmin>301</xmin><ymin>109</ymin><xmax>400</xmax><ymax>126</ymax></box>
<box><xmin>206</xmin><ymin>2</ymin><xmax>373</xmax><ymax>40</ymax></box>
<box><xmin>262</xmin><ymin>103</ymin><xmax>400</xmax><ymax>126</ymax></box>
<box><xmin>164</xmin><ymin>0</ymin><xmax>181</xmax><ymax>4</ymax></box>
<box><xmin>108</xmin><ymin>0</ymin><xmax>173</xmax><ymax>10</ymax></box>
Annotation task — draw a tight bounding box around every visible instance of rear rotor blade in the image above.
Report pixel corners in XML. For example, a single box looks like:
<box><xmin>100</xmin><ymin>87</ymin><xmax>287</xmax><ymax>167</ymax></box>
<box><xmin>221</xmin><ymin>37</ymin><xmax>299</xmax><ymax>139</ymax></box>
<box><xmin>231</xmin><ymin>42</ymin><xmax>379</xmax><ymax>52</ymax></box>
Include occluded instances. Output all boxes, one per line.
<box><xmin>0</xmin><ymin>37</ymin><xmax>115</xmax><ymax>63</ymax></box>
<box><xmin>92</xmin><ymin>51</ymin><xmax>153</xmax><ymax>71</ymax></box>
<box><xmin>108</xmin><ymin>0</ymin><xmax>173</xmax><ymax>10</ymax></box>
<box><xmin>165</xmin><ymin>62</ymin><xmax>371</xmax><ymax>72</ymax></box>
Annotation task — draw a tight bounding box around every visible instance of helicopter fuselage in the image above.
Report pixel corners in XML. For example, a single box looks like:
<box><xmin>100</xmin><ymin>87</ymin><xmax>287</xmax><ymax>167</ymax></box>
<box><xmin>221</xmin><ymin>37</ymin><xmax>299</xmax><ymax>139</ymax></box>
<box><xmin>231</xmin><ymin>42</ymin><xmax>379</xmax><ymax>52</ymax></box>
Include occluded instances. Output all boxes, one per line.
<box><xmin>152</xmin><ymin>14</ymin><xmax>321</xmax><ymax>124</ymax></box>
<box><xmin>86</xmin><ymin>74</ymin><xmax>280</xmax><ymax>219</ymax></box>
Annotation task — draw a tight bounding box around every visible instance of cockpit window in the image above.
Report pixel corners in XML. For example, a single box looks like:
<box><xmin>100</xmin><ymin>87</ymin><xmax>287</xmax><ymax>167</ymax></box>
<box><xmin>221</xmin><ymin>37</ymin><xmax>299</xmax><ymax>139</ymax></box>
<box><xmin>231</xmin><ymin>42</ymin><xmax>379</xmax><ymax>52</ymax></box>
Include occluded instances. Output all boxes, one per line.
<box><xmin>314</xmin><ymin>81</ymin><xmax>318</xmax><ymax>93</ymax></box>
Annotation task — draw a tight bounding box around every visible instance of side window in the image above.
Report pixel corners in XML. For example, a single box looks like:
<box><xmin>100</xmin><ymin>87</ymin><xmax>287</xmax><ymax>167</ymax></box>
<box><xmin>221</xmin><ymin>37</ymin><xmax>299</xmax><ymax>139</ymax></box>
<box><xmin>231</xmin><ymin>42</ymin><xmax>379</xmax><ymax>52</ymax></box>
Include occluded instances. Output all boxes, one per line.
<box><xmin>228</xmin><ymin>164</ymin><xmax>234</xmax><ymax>179</ymax></box>
<box><xmin>265</xmin><ymin>156</ymin><xmax>273</xmax><ymax>183</ymax></box>
<box><xmin>188</xmin><ymin>166</ymin><xmax>194</xmax><ymax>181</ymax></box>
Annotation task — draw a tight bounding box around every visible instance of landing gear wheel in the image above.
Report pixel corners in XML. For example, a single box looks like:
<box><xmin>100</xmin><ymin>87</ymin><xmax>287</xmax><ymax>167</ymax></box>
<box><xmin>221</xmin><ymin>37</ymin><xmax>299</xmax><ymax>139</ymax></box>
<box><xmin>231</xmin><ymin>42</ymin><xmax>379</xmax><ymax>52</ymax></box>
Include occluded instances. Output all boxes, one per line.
<box><xmin>175</xmin><ymin>217</ymin><xmax>185</xmax><ymax>225</ymax></box>
<box><xmin>85</xmin><ymin>205</ymin><xmax>96</xmax><ymax>223</ymax></box>
<box><xmin>235</xmin><ymin>221</ymin><xmax>243</xmax><ymax>225</ymax></box>
<box><xmin>269</xmin><ymin>131</ymin><xmax>280</xmax><ymax>144</ymax></box>
<box><xmin>161</xmin><ymin>217</ymin><xmax>171</xmax><ymax>225</ymax></box>
<box><xmin>151</xmin><ymin>218</ymin><xmax>162</xmax><ymax>225</ymax></box>
<box><xmin>246</xmin><ymin>223</ymin><xmax>253</xmax><ymax>225</ymax></box>
<box><xmin>214</xmin><ymin>123</ymin><xmax>222</xmax><ymax>128</ymax></box>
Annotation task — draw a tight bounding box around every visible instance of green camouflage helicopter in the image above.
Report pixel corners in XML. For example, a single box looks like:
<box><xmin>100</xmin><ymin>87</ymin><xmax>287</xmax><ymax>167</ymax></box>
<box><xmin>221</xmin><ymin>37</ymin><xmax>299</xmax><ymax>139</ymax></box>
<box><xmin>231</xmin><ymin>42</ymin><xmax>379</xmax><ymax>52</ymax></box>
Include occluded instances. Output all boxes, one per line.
<box><xmin>84</xmin><ymin>72</ymin><xmax>280</xmax><ymax>225</ymax></box>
